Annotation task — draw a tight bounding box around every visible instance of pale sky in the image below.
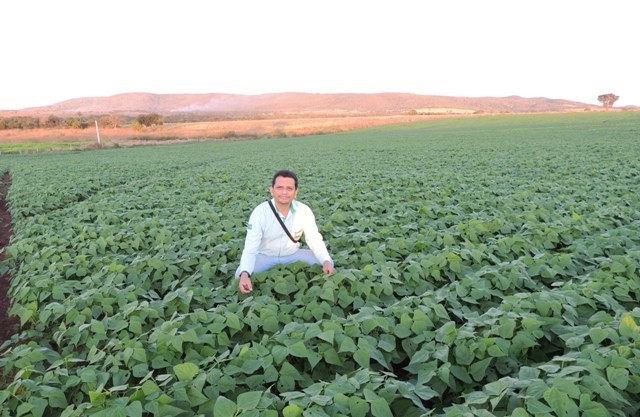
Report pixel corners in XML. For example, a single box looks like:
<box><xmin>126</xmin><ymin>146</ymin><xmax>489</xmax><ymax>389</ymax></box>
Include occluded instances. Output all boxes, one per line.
<box><xmin>1</xmin><ymin>0</ymin><xmax>638</xmax><ymax>110</ymax></box>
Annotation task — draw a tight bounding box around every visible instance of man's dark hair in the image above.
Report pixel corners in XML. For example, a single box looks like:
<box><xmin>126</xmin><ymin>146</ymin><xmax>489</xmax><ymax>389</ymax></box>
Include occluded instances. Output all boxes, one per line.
<box><xmin>272</xmin><ymin>170</ymin><xmax>298</xmax><ymax>189</ymax></box>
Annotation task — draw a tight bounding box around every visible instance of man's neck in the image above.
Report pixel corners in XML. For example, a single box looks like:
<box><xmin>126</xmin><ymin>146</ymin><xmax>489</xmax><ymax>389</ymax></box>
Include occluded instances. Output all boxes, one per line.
<box><xmin>274</xmin><ymin>200</ymin><xmax>292</xmax><ymax>217</ymax></box>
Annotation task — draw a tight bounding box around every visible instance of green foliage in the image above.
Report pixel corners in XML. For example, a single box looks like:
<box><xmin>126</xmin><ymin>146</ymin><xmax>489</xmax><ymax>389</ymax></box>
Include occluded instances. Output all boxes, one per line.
<box><xmin>0</xmin><ymin>112</ymin><xmax>639</xmax><ymax>416</ymax></box>
<box><xmin>0</xmin><ymin>141</ymin><xmax>89</xmax><ymax>154</ymax></box>
<box><xmin>136</xmin><ymin>113</ymin><xmax>164</xmax><ymax>127</ymax></box>
<box><xmin>0</xmin><ymin>116</ymin><xmax>41</xmax><ymax>130</ymax></box>
<box><xmin>597</xmin><ymin>93</ymin><xmax>620</xmax><ymax>110</ymax></box>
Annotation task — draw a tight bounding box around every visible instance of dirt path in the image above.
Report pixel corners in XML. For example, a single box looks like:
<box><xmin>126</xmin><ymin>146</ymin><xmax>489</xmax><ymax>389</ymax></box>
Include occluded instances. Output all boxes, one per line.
<box><xmin>0</xmin><ymin>172</ymin><xmax>18</xmax><ymax>348</ymax></box>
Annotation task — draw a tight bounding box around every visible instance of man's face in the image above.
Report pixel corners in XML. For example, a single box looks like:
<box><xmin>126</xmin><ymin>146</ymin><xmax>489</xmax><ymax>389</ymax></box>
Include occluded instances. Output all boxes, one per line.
<box><xmin>270</xmin><ymin>176</ymin><xmax>297</xmax><ymax>206</ymax></box>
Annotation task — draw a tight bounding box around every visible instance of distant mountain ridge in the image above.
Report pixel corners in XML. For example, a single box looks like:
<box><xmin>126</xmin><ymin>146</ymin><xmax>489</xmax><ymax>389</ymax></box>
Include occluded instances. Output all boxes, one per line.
<box><xmin>4</xmin><ymin>92</ymin><xmax>601</xmax><ymax>116</ymax></box>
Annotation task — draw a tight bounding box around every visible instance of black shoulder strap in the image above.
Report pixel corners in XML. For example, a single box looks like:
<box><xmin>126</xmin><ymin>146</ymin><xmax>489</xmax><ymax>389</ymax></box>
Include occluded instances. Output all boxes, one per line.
<box><xmin>268</xmin><ymin>200</ymin><xmax>299</xmax><ymax>243</ymax></box>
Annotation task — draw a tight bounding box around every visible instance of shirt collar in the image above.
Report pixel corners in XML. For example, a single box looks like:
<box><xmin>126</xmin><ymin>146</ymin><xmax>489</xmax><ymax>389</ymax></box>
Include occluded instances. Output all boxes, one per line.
<box><xmin>271</xmin><ymin>199</ymin><xmax>296</xmax><ymax>217</ymax></box>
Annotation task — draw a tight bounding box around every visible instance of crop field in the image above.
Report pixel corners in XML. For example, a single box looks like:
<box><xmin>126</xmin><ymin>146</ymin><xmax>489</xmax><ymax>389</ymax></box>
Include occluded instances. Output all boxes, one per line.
<box><xmin>0</xmin><ymin>112</ymin><xmax>639</xmax><ymax>417</ymax></box>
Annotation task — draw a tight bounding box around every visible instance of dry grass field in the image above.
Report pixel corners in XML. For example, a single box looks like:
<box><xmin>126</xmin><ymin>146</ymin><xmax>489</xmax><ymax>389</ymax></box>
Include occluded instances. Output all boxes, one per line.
<box><xmin>0</xmin><ymin>114</ymin><xmax>439</xmax><ymax>150</ymax></box>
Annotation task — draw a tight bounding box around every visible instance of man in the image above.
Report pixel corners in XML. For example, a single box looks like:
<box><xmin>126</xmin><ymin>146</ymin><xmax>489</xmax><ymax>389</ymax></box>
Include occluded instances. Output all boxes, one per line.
<box><xmin>236</xmin><ymin>170</ymin><xmax>336</xmax><ymax>294</ymax></box>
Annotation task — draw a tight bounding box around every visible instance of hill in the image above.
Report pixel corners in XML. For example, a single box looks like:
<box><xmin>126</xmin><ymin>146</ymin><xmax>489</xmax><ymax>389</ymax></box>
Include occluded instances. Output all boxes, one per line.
<box><xmin>1</xmin><ymin>92</ymin><xmax>600</xmax><ymax>116</ymax></box>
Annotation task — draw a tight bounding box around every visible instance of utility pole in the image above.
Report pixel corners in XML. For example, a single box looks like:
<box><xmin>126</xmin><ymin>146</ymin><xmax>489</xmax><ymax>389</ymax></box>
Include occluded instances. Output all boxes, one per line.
<box><xmin>95</xmin><ymin>120</ymin><xmax>101</xmax><ymax>146</ymax></box>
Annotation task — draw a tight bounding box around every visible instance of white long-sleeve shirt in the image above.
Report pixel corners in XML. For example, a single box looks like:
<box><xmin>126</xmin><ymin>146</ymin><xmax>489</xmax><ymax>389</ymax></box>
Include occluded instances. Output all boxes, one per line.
<box><xmin>238</xmin><ymin>199</ymin><xmax>332</xmax><ymax>274</ymax></box>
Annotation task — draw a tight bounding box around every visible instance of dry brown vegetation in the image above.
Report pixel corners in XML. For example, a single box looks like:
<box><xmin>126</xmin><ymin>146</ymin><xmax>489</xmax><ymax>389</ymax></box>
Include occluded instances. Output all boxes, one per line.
<box><xmin>0</xmin><ymin>114</ymin><xmax>445</xmax><ymax>148</ymax></box>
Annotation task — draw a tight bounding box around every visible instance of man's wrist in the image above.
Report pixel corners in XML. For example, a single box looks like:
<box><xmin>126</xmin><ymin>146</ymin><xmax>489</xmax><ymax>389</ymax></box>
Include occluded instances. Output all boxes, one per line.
<box><xmin>240</xmin><ymin>271</ymin><xmax>251</xmax><ymax>279</ymax></box>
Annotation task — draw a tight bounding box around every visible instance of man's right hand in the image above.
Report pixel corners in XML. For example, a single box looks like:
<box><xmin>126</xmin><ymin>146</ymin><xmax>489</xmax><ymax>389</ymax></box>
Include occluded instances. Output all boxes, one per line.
<box><xmin>239</xmin><ymin>272</ymin><xmax>253</xmax><ymax>294</ymax></box>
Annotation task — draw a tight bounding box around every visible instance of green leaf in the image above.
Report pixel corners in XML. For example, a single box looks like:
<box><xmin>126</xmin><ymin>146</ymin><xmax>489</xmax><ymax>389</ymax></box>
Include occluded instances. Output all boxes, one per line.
<box><xmin>610</xmin><ymin>261</ymin><xmax>626</xmax><ymax>273</ymax></box>
<box><xmin>91</xmin><ymin>319</ymin><xmax>106</xmax><ymax>335</ymax></box>
<box><xmin>237</xmin><ymin>391</ymin><xmax>262</xmax><ymax>410</ymax></box>
<box><xmin>289</xmin><ymin>341</ymin><xmax>309</xmax><ymax>358</ymax></box>
<box><xmin>619</xmin><ymin>314</ymin><xmax>638</xmax><ymax>338</ymax></box>
<box><xmin>174</xmin><ymin>362</ymin><xmax>199</xmax><ymax>381</ymax></box>
<box><xmin>518</xmin><ymin>367</ymin><xmax>540</xmax><ymax>380</ymax></box>
<box><xmin>272</xmin><ymin>345</ymin><xmax>289</xmax><ymax>364</ymax></box>
<box><xmin>226</xmin><ymin>313</ymin><xmax>242</xmax><ymax>330</ymax></box>
<box><xmin>17</xmin><ymin>403</ymin><xmax>33</xmax><ymax>417</ymax></box>
<box><xmin>311</xmin><ymin>395</ymin><xmax>333</xmax><ymax>406</ymax></box>
<box><xmin>552</xmin><ymin>377</ymin><xmax>580</xmax><ymax>399</ymax></box>
<box><xmin>463</xmin><ymin>391</ymin><xmax>489</xmax><ymax>405</ymax></box>
<box><xmin>565</xmin><ymin>336</ymin><xmax>585</xmax><ymax>348</ymax></box>
<box><xmin>241</xmin><ymin>359</ymin><xmax>263</xmax><ymax>374</ymax></box>
<box><xmin>42</xmin><ymin>386</ymin><xmax>68</xmax><ymax>408</ymax></box>
<box><xmin>526</xmin><ymin>398</ymin><xmax>553</xmax><ymax>414</ymax></box>
<box><xmin>409</xmin><ymin>347</ymin><xmax>431</xmax><ymax>366</ymax></box>
<box><xmin>393</xmin><ymin>323</ymin><xmax>412</xmax><ymax>338</ymax></box>
<box><xmin>304</xmin><ymin>324</ymin><xmax>322</xmax><ymax>340</ymax></box>
<box><xmin>511</xmin><ymin>408</ymin><xmax>531</xmax><ymax>417</ymax></box>
<box><xmin>141</xmin><ymin>380</ymin><xmax>161</xmax><ymax>395</ymax></box>
<box><xmin>308</xmin><ymin>351</ymin><xmax>322</xmax><ymax>369</ymax></box>
<box><xmin>377</xmin><ymin>334</ymin><xmax>396</xmax><ymax>353</ymax></box>
<box><xmin>283</xmin><ymin>404</ymin><xmax>303</xmax><ymax>417</ymax></box>
<box><xmin>301</xmin><ymin>405</ymin><xmax>330</xmax><ymax>417</ymax></box>
<box><xmin>181</xmin><ymin>328</ymin><xmax>199</xmax><ymax>343</ymax></box>
<box><xmin>126</xmin><ymin>401</ymin><xmax>143</xmax><ymax>417</ymax></box>
<box><xmin>469</xmin><ymin>357</ymin><xmax>492</xmax><ymax>381</ymax></box>
<box><xmin>606</xmin><ymin>366</ymin><xmax>629</xmax><ymax>390</ymax></box>
<box><xmin>498</xmin><ymin>318</ymin><xmax>516</xmax><ymax>338</ymax></box>
<box><xmin>521</xmin><ymin>317</ymin><xmax>542</xmax><ymax>330</ymax></box>
<box><xmin>280</xmin><ymin>362</ymin><xmax>302</xmax><ymax>380</ymax></box>
<box><xmin>348</xmin><ymin>397</ymin><xmax>369</xmax><ymax>417</ymax></box>
<box><xmin>535</xmin><ymin>300</ymin><xmax>551</xmax><ymax>316</ymax></box>
<box><xmin>30</xmin><ymin>397</ymin><xmax>48</xmax><ymax>417</ymax></box>
<box><xmin>90</xmin><ymin>406</ymin><xmax>128</xmax><ymax>417</ymax></box>
<box><xmin>433</xmin><ymin>304</ymin><xmax>450</xmax><ymax>320</ymax></box>
<box><xmin>543</xmin><ymin>387</ymin><xmax>571</xmax><ymax>415</ymax></box>
<box><xmin>338</xmin><ymin>336</ymin><xmax>357</xmax><ymax>353</ymax></box>
<box><xmin>455</xmin><ymin>344</ymin><xmax>474</xmax><ymax>366</ymax></box>
<box><xmin>262</xmin><ymin>314</ymin><xmax>280</xmax><ymax>333</ymax></box>
<box><xmin>579</xmin><ymin>394</ymin><xmax>610</xmax><ymax>417</ymax></box>
<box><xmin>610</xmin><ymin>355</ymin><xmax>631</xmax><ymax>368</ymax></box>
<box><xmin>323</xmin><ymin>347</ymin><xmax>342</xmax><ymax>365</ymax></box>
<box><xmin>436</xmin><ymin>321</ymin><xmax>457</xmax><ymax>344</ymax></box>
<box><xmin>129</xmin><ymin>318</ymin><xmax>142</xmax><ymax>335</ymax></box>
<box><xmin>213</xmin><ymin>396</ymin><xmax>237</xmax><ymax>417</ymax></box>
<box><xmin>370</xmin><ymin>398</ymin><xmax>393</xmax><ymax>417</ymax></box>
<box><xmin>484</xmin><ymin>380</ymin><xmax>508</xmax><ymax>396</ymax></box>
<box><xmin>319</xmin><ymin>287</ymin><xmax>335</xmax><ymax>303</ymax></box>
<box><xmin>354</xmin><ymin>349</ymin><xmax>370</xmax><ymax>368</ymax></box>
<box><xmin>317</xmin><ymin>330</ymin><xmax>335</xmax><ymax>343</ymax></box>
<box><xmin>157</xmin><ymin>403</ymin><xmax>188</xmax><ymax>417</ymax></box>
<box><xmin>278</xmin><ymin>375</ymin><xmax>296</xmax><ymax>392</ymax></box>
<box><xmin>589</xmin><ymin>328</ymin><xmax>609</xmax><ymax>344</ymax></box>
<box><xmin>414</xmin><ymin>384</ymin><xmax>438</xmax><ymax>401</ymax></box>
<box><xmin>411</xmin><ymin>309</ymin><xmax>433</xmax><ymax>333</ymax></box>
<box><xmin>89</xmin><ymin>391</ymin><xmax>106</xmax><ymax>406</ymax></box>
<box><xmin>450</xmin><ymin>365</ymin><xmax>473</xmax><ymax>384</ymax></box>
<box><xmin>487</xmin><ymin>344</ymin><xmax>507</xmax><ymax>357</ymax></box>
<box><xmin>361</xmin><ymin>319</ymin><xmax>378</xmax><ymax>335</ymax></box>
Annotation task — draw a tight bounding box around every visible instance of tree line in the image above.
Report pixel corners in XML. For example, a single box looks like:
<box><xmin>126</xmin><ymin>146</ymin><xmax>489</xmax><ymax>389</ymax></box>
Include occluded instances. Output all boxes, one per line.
<box><xmin>0</xmin><ymin>113</ymin><xmax>165</xmax><ymax>131</ymax></box>
<box><xmin>0</xmin><ymin>111</ymin><xmax>319</xmax><ymax>131</ymax></box>
<box><xmin>0</xmin><ymin>111</ymin><xmax>288</xmax><ymax>131</ymax></box>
